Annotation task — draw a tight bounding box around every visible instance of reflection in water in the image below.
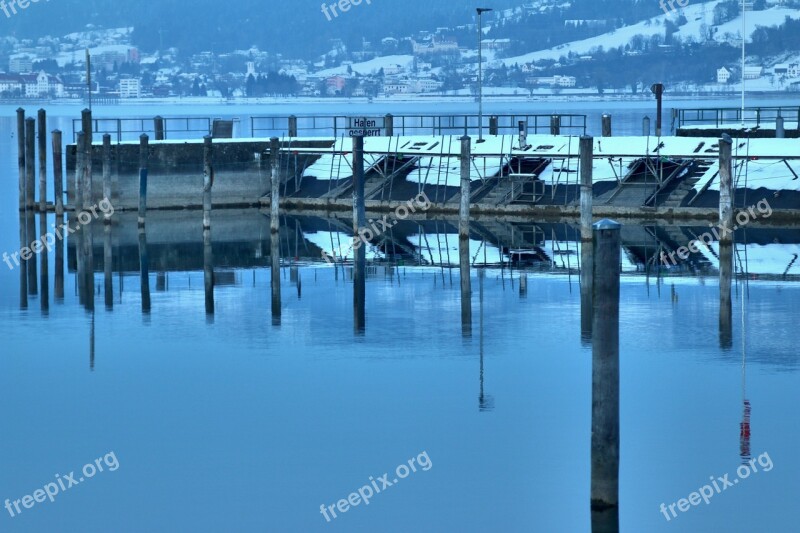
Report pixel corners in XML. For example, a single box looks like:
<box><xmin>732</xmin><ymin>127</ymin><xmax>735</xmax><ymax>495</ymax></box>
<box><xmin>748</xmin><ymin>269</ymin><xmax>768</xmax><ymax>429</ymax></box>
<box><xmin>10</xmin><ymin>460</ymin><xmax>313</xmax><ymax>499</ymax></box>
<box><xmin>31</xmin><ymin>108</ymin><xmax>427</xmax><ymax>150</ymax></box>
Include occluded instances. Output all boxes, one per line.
<box><xmin>204</xmin><ymin>227</ymin><xmax>215</xmax><ymax>319</ymax></box>
<box><xmin>138</xmin><ymin>228</ymin><xmax>151</xmax><ymax>315</ymax></box>
<box><xmin>478</xmin><ymin>270</ymin><xmax>493</xmax><ymax>412</ymax></box>
<box><xmin>39</xmin><ymin>212</ymin><xmax>49</xmax><ymax>314</ymax></box>
<box><xmin>580</xmin><ymin>241</ymin><xmax>593</xmax><ymax>345</ymax></box>
<box><xmin>459</xmin><ymin>234</ymin><xmax>471</xmax><ymax>337</ymax></box>
<box><xmin>104</xmin><ymin>222</ymin><xmax>113</xmax><ymax>310</ymax></box>
<box><xmin>271</xmin><ymin>227</ymin><xmax>281</xmax><ymax>326</ymax></box>
<box><xmin>353</xmin><ymin>244</ymin><xmax>366</xmax><ymax>335</ymax></box>
<box><xmin>18</xmin><ymin>213</ymin><xmax>28</xmax><ymax>309</ymax></box>
<box><xmin>26</xmin><ymin>209</ymin><xmax>36</xmax><ymax>296</ymax></box>
<box><xmin>719</xmin><ymin>242</ymin><xmax>733</xmax><ymax>349</ymax></box>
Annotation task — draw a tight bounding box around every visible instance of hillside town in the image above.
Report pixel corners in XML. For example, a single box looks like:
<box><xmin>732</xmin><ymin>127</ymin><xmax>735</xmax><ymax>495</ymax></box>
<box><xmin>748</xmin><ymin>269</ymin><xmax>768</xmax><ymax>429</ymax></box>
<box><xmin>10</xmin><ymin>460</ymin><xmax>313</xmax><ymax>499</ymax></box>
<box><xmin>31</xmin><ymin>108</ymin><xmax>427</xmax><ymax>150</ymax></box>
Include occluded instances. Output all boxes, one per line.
<box><xmin>1</xmin><ymin>0</ymin><xmax>800</xmax><ymax>101</ymax></box>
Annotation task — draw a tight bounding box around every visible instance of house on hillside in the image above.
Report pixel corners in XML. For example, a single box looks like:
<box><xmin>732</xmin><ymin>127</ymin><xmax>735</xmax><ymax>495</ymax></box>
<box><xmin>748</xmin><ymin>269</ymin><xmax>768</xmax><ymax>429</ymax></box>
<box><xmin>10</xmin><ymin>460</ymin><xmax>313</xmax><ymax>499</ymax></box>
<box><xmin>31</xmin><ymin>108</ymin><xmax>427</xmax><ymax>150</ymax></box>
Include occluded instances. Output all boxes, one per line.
<box><xmin>717</xmin><ymin>67</ymin><xmax>731</xmax><ymax>83</ymax></box>
<box><xmin>743</xmin><ymin>66</ymin><xmax>763</xmax><ymax>80</ymax></box>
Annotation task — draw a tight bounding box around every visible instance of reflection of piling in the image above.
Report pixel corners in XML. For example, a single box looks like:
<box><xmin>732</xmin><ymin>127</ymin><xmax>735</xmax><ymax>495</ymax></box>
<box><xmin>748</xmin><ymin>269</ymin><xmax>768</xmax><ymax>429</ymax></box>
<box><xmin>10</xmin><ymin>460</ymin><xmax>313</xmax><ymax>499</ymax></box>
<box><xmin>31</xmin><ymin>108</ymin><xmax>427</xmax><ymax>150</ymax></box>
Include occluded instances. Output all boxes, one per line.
<box><xmin>138</xmin><ymin>229</ymin><xmax>151</xmax><ymax>314</ymax></box>
<box><xmin>26</xmin><ymin>206</ymin><xmax>37</xmax><ymax>295</ymax></box>
<box><xmin>204</xmin><ymin>227</ymin><xmax>215</xmax><ymax>318</ymax></box>
<box><xmin>84</xmin><ymin>219</ymin><xmax>95</xmax><ymax>312</ymax></box>
<box><xmin>580</xmin><ymin>136</ymin><xmax>594</xmax><ymax>242</ymax></box>
<box><xmin>459</xmin><ymin>136</ymin><xmax>471</xmax><ymax>240</ymax></box>
<box><xmin>39</xmin><ymin>212</ymin><xmax>49</xmax><ymax>314</ymax></box>
<box><xmin>81</xmin><ymin>109</ymin><xmax>93</xmax><ymax>209</ymax></box>
<box><xmin>18</xmin><ymin>214</ymin><xmax>27</xmax><ymax>309</ymax></box>
<box><xmin>719</xmin><ymin>242</ymin><xmax>733</xmax><ymax>349</ymax></box>
<box><xmin>102</xmin><ymin>134</ymin><xmax>112</xmax><ymax>205</ymax></box>
<box><xmin>75</xmin><ymin>132</ymin><xmax>85</xmax><ymax>210</ymax></box>
<box><xmin>519</xmin><ymin>273</ymin><xmax>528</xmax><ymax>298</ymax></box>
<box><xmin>590</xmin><ymin>220</ymin><xmax>621</xmax><ymax>519</ymax></box>
<box><xmin>352</xmin><ymin>135</ymin><xmax>366</xmax><ymax>233</ymax></box>
<box><xmin>601</xmin><ymin>114</ymin><xmax>612</xmax><ymax>137</ymax></box>
<box><xmin>459</xmin><ymin>234</ymin><xmax>472</xmax><ymax>337</ymax></box>
<box><xmin>718</xmin><ymin>135</ymin><xmax>733</xmax><ymax>246</ymax></box>
<box><xmin>138</xmin><ymin>134</ymin><xmax>149</xmax><ymax>227</ymax></box>
<box><xmin>54</xmin><ymin>213</ymin><xmax>64</xmax><ymax>301</ymax></box>
<box><xmin>37</xmin><ymin>109</ymin><xmax>47</xmax><ymax>212</ymax></box>
<box><xmin>53</xmin><ymin>130</ymin><xmax>63</xmax><ymax>215</ymax></box>
<box><xmin>25</xmin><ymin>117</ymin><xmax>36</xmax><ymax>209</ymax></box>
<box><xmin>354</xmin><ymin>245</ymin><xmax>366</xmax><ymax>334</ymax></box>
<box><xmin>270</xmin><ymin>231</ymin><xmax>281</xmax><ymax>325</ymax></box>
<box><xmin>580</xmin><ymin>240</ymin><xmax>594</xmax><ymax>344</ymax></box>
<box><xmin>17</xmin><ymin>108</ymin><xmax>25</xmax><ymax>208</ymax></box>
<box><xmin>104</xmin><ymin>222</ymin><xmax>113</xmax><ymax>310</ymax></box>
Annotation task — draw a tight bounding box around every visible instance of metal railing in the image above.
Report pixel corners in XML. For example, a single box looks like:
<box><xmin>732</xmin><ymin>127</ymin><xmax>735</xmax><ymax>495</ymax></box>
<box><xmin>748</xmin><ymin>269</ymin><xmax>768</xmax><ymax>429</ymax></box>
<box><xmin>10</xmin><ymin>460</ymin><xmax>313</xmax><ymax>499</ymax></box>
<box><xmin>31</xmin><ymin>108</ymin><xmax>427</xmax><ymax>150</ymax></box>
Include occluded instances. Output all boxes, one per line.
<box><xmin>675</xmin><ymin>107</ymin><xmax>800</xmax><ymax>130</ymax></box>
<box><xmin>250</xmin><ymin>114</ymin><xmax>587</xmax><ymax>138</ymax></box>
<box><xmin>71</xmin><ymin>117</ymin><xmax>213</xmax><ymax>143</ymax></box>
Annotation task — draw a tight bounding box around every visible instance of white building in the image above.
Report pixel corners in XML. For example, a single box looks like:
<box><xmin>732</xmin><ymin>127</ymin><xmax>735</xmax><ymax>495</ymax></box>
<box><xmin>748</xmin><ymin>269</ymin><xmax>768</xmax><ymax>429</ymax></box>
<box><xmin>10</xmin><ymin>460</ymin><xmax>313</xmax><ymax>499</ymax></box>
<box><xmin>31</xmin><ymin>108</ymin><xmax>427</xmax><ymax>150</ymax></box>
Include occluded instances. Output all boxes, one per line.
<box><xmin>119</xmin><ymin>78</ymin><xmax>142</xmax><ymax>98</ymax></box>
<box><xmin>9</xmin><ymin>56</ymin><xmax>33</xmax><ymax>73</ymax></box>
<box><xmin>717</xmin><ymin>67</ymin><xmax>731</xmax><ymax>83</ymax></box>
<box><xmin>743</xmin><ymin>66</ymin><xmax>763</xmax><ymax>80</ymax></box>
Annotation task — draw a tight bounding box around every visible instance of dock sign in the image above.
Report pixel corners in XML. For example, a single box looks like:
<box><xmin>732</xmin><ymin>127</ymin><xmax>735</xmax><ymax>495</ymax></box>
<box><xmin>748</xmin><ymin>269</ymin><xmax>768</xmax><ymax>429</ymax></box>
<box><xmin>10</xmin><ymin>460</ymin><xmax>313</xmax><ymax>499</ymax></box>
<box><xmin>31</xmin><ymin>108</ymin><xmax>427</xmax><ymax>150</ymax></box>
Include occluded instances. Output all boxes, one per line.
<box><xmin>347</xmin><ymin>117</ymin><xmax>385</xmax><ymax>137</ymax></box>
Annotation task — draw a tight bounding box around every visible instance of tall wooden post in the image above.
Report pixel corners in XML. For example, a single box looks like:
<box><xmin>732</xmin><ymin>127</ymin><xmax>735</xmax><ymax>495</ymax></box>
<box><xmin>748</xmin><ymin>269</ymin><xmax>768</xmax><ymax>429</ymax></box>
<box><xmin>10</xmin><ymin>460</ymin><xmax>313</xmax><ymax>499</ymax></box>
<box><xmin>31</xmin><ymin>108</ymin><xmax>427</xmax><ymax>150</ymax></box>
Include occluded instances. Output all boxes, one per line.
<box><xmin>459</xmin><ymin>136</ymin><xmax>471</xmax><ymax>240</ymax></box>
<box><xmin>154</xmin><ymin>116</ymin><xmax>165</xmax><ymax>141</ymax></box>
<box><xmin>550</xmin><ymin>115</ymin><xmax>561</xmax><ymax>135</ymax></box>
<box><xmin>81</xmin><ymin>108</ymin><xmax>92</xmax><ymax>208</ymax></box>
<box><xmin>352</xmin><ymin>135</ymin><xmax>366</xmax><ymax>234</ymax></box>
<box><xmin>17</xmin><ymin>108</ymin><xmax>26</xmax><ymax>208</ymax></box>
<box><xmin>102</xmin><ymin>134</ymin><xmax>112</xmax><ymax>206</ymax></box>
<box><xmin>52</xmin><ymin>130</ymin><xmax>63</xmax><ymax>215</ymax></box>
<box><xmin>37</xmin><ymin>109</ymin><xmax>47</xmax><ymax>212</ymax></box>
<box><xmin>288</xmin><ymin>115</ymin><xmax>298</xmax><ymax>138</ymax></box>
<box><xmin>385</xmin><ymin>113</ymin><xmax>394</xmax><ymax>137</ymax></box>
<box><xmin>75</xmin><ymin>133</ymin><xmax>85</xmax><ymax>212</ymax></box>
<box><xmin>489</xmin><ymin>116</ymin><xmax>499</xmax><ymax>136</ymax></box>
<box><xmin>25</xmin><ymin>117</ymin><xmax>36</xmax><ymax>209</ymax></box>
<box><xmin>590</xmin><ymin>219</ymin><xmax>621</xmax><ymax>526</ymax></box>
<box><xmin>203</xmin><ymin>135</ymin><xmax>213</xmax><ymax>231</ymax></box>
<box><xmin>718</xmin><ymin>135</ymin><xmax>733</xmax><ymax>246</ymax></box>
<box><xmin>270</xmin><ymin>137</ymin><xmax>281</xmax><ymax>324</ymax></box>
<box><xmin>138</xmin><ymin>134</ymin><xmax>149</xmax><ymax>227</ymax></box>
<box><xmin>580</xmin><ymin>136</ymin><xmax>594</xmax><ymax>243</ymax></box>
<box><xmin>601</xmin><ymin>114</ymin><xmax>612</xmax><ymax>137</ymax></box>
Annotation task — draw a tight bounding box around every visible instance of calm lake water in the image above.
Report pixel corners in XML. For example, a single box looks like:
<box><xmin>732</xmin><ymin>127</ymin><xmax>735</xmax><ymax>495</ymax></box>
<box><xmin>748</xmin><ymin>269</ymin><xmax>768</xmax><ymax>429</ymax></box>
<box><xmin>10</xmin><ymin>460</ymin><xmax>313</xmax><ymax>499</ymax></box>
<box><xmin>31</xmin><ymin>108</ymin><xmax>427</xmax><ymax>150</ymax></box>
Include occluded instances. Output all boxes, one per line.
<box><xmin>1</xmin><ymin>101</ymin><xmax>799</xmax><ymax>532</ymax></box>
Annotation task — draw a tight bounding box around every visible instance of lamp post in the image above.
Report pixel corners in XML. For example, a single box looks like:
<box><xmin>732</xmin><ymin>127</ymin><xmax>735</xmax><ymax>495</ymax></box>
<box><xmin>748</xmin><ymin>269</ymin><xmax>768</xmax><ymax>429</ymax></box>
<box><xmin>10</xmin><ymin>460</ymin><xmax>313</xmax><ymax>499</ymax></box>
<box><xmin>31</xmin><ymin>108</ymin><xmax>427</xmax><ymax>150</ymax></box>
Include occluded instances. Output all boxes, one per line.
<box><xmin>477</xmin><ymin>7</ymin><xmax>492</xmax><ymax>142</ymax></box>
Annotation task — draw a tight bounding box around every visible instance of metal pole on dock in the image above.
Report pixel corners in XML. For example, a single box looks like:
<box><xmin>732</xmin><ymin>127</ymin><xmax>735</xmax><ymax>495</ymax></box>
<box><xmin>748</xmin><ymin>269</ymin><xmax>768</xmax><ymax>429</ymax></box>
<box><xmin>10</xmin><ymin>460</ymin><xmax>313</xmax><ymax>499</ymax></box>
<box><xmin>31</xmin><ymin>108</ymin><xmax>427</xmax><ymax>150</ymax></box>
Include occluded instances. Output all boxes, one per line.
<box><xmin>601</xmin><ymin>114</ymin><xmax>612</xmax><ymax>137</ymax></box>
<box><xmin>580</xmin><ymin>136</ymin><xmax>594</xmax><ymax>243</ymax></box>
<box><xmin>25</xmin><ymin>117</ymin><xmax>36</xmax><ymax>210</ymax></box>
<box><xmin>550</xmin><ymin>115</ymin><xmax>561</xmax><ymax>135</ymax></box>
<box><xmin>590</xmin><ymin>219</ymin><xmax>621</xmax><ymax>528</ymax></box>
<box><xmin>102</xmin><ymin>134</ymin><xmax>112</xmax><ymax>208</ymax></box>
<box><xmin>37</xmin><ymin>109</ymin><xmax>47</xmax><ymax>212</ymax></box>
<box><xmin>17</xmin><ymin>108</ymin><xmax>26</xmax><ymax>208</ymax></box>
<box><xmin>154</xmin><ymin>116</ymin><xmax>165</xmax><ymax>141</ymax></box>
<box><xmin>460</xmin><ymin>136</ymin><xmax>471</xmax><ymax>240</ymax></box>
<box><xmin>643</xmin><ymin>116</ymin><xmax>651</xmax><ymax>136</ymax></box>
<box><xmin>718</xmin><ymin>135</ymin><xmax>733</xmax><ymax>246</ymax></box>
<box><xmin>352</xmin><ymin>135</ymin><xmax>366</xmax><ymax>233</ymax></box>
<box><xmin>138</xmin><ymin>134</ymin><xmax>149</xmax><ymax>228</ymax></box>
<box><xmin>52</xmin><ymin>130</ymin><xmax>63</xmax><ymax>215</ymax></box>
<box><xmin>203</xmin><ymin>135</ymin><xmax>213</xmax><ymax>231</ymax></box>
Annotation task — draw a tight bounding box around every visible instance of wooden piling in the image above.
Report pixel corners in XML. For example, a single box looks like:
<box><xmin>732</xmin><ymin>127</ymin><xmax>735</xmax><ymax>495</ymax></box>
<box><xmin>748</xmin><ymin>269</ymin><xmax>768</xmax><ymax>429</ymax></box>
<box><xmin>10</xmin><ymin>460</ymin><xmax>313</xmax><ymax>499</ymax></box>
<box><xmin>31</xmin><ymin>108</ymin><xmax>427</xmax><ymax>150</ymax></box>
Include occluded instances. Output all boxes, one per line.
<box><xmin>270</xmin><ymin>137</ymin><xmax>280</xmax><ymax>233</ymax></box>
<box><xmin>489</xmin><ymin>116</ymin><xmax>499</xmax><ymax>136</ymax></box>
<box><xmin>590</xmin><ymin>219</ymin><xmax>621</xmax><ymax>517</ymax></box>
<box><xmin>102</xmin><ymin>134</ymin><xmax>112</xmax><ymax>210</ymax></box>
<box><xmin>37</xmin><ymin>109</ymin><xmax>47</xmax><ymax>212</ymax></box>
<box><xmin>518</xmin><ymin>121</ymin><xmax>527</xmax><ymax>148</ymax></box>
<box><xmin>719</xmin><ymin>241</ymin><xmax>733</xmax><ymax>349</ymax></box>
<box><xmin>154</xmin><ymin>116</ymin><xmax>165</xmax><ymax>141</ymax></box>
<box><xmin>75</xmin><ymin>133</ymin><xmax>86</xmax><ymax>211</ymax></box>
<box><xmin>203</xmin><ymin>135</ymin><xmax>213</xmax><ymax>230</ymax></box>
<box><xmin>288</xmin><ymin>115</ymin><xmax>298</xmax><ymax>138</ymax></box>
<box><xmin>81</xmin><ymin>108</ymin><xmax>92</xmax><ymax>208</ymax></box>
<box><xmin>601</xmin><ymin>114</ymin><xmax>612</xmax><ymax>137</ymax></box>
<box><xmin>52</xmin><ymin>130</ymin><xmax>63</xmax><ymax>215</ymax></box>
<box><xmin>580</xmin><ymin>240</ymin><xmax>593</xmax><ymax>345</ymax></box>
<box><xmin>459</xmin><ymin>136</ymin><xmax>471</xmax><ymax>240</ymax></box>
<box><xmin>580</xmin><ymin>136</ymin><xmax>594</xmax><ymax>242</ymax></box>
<box><xmin>352</xmin><ymin>135</ymin><xmax>366</xmax><ymax>234</ymax></box>
<box><xmin>17</xmin><ymin>108</ymin><xmax>26</xmax><ymax>208</ymax></box>
<box><xmin>550</xmin><ymin>115</ymin><xmax>561</xmax><ymax>135</ymax></box>
<box><xmin>718</xmin><ymin>135</ymin><xmax>733</xmax><ymax>246</ymax></box>
<box><xmin>385</xmin><ymin>113</ymin><xmax>394</xmax><ymax>137</ymax></box>
<box><xmin>776</xmin><ymin>115</ymin><xmax>785</xmax><ymax>138</ymax></box>
<box><xmin>138</xmin><ymin>134</ymin><xmax>149</xmax><ymax>227</ymax></box>
<box><xmin>25</xmin><ymin>117</ymin><xmax>36</xmax><ymax>209</ymax></box>
<box><xmin>459</xmin><ymin>235</ymin><xmax>472</xmax><ymax>337</ymax></box>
